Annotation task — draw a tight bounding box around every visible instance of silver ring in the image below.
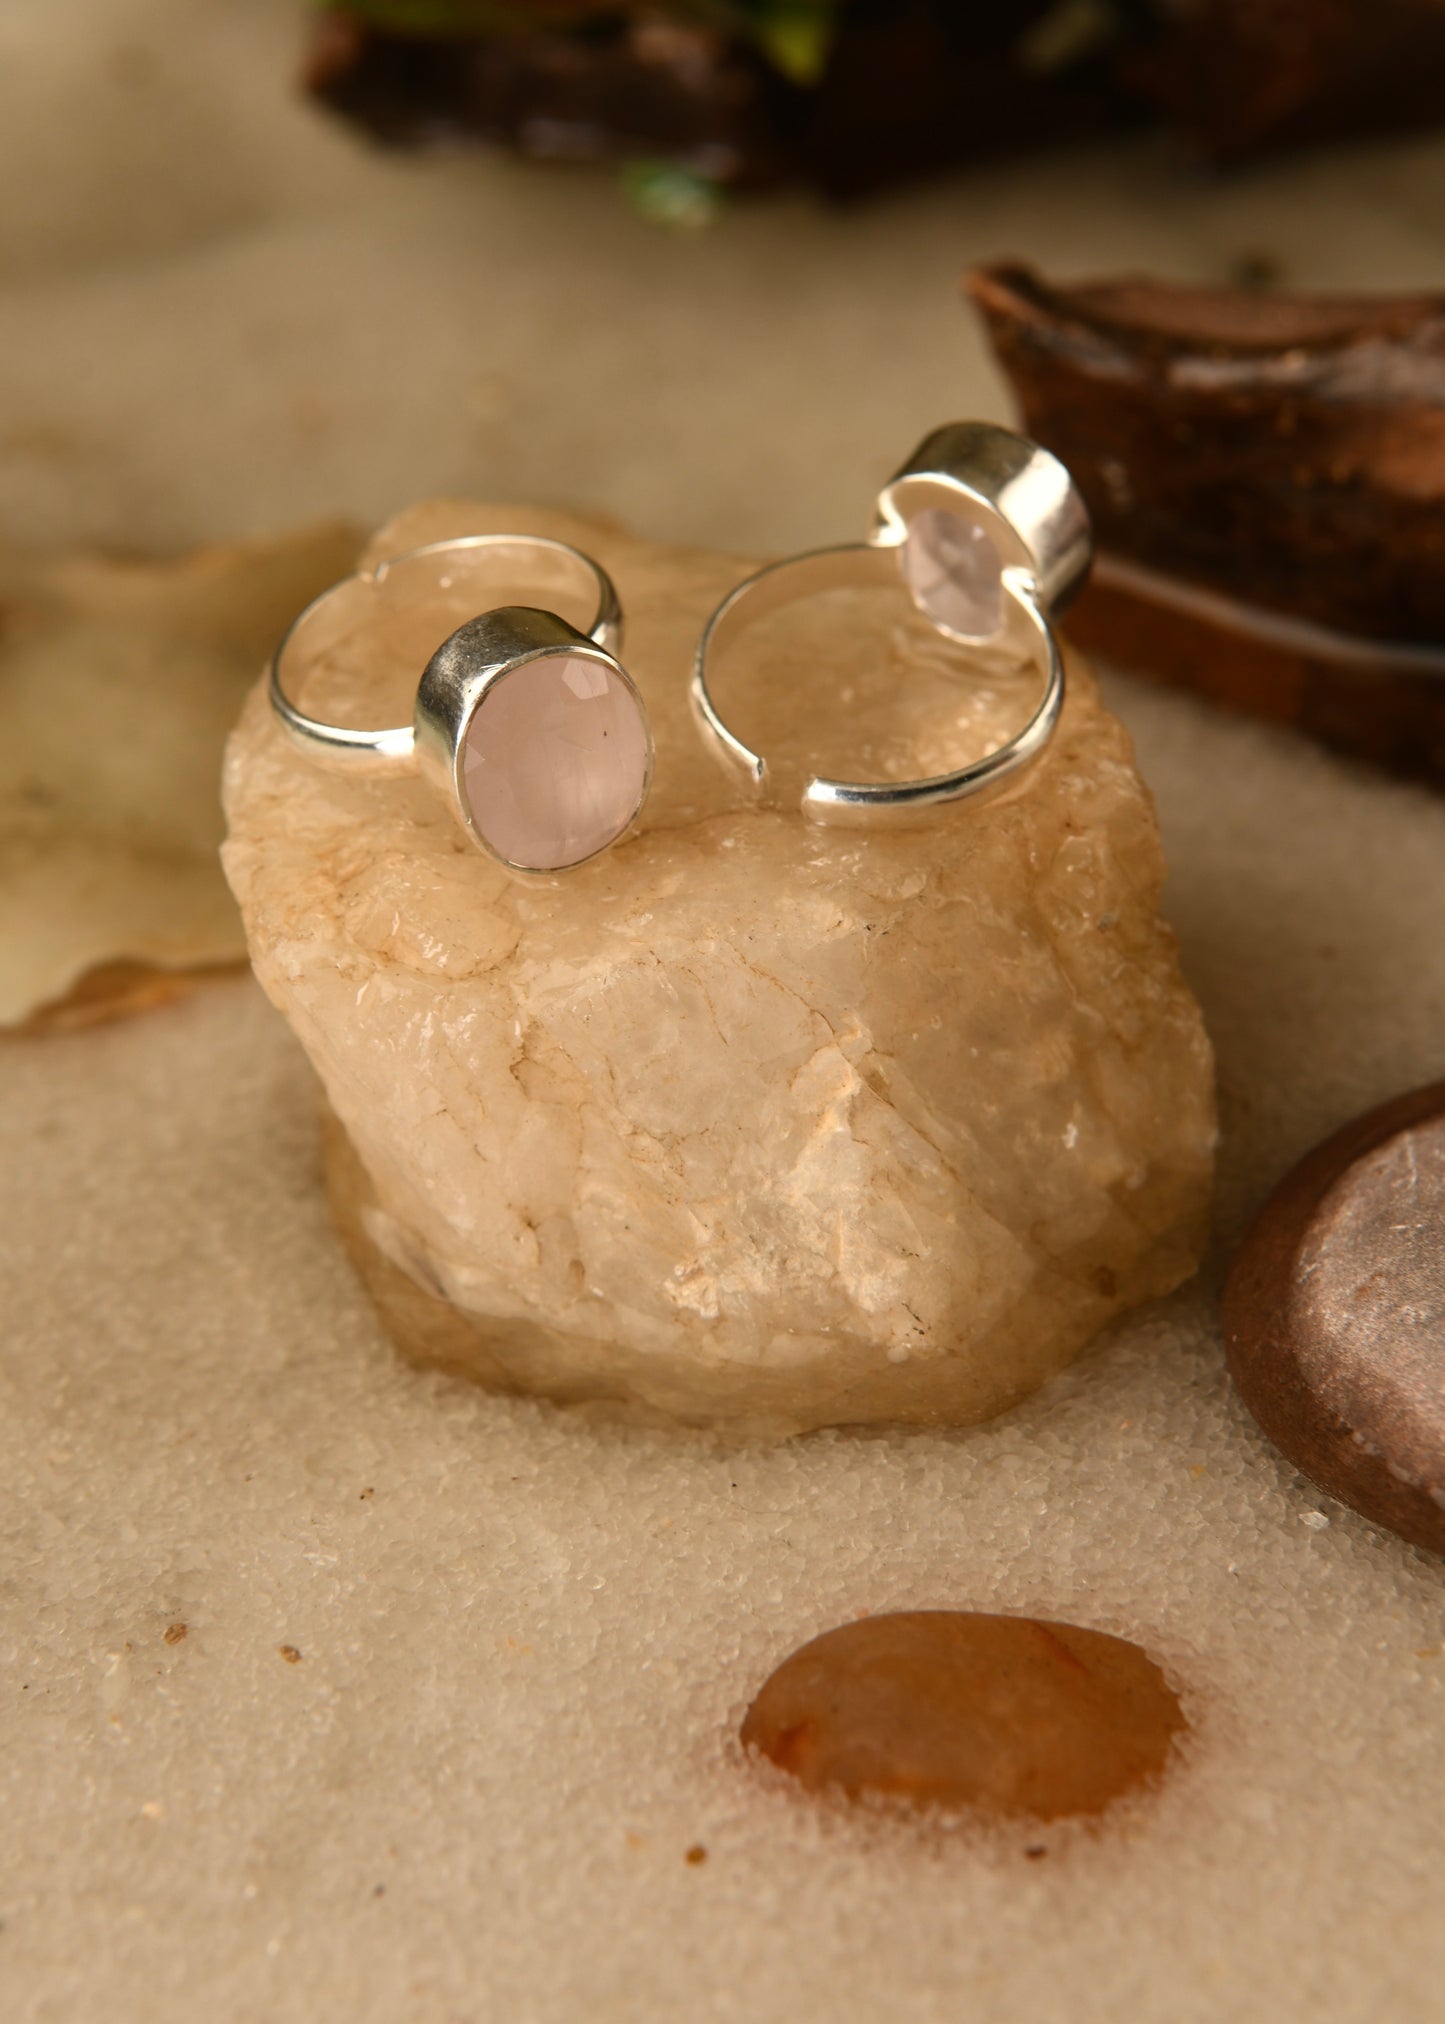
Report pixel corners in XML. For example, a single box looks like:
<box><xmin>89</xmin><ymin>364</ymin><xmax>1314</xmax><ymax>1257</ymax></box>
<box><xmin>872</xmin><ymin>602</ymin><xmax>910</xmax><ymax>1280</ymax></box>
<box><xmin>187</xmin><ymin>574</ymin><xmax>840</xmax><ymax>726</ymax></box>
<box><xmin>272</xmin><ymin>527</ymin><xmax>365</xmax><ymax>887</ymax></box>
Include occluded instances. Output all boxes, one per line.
<box><xmin>691</xmin><ymin>422</ymin><xmax>1092</xmax><ymax>824</ymax></box>
<box><xmin>270</xmin><ymin>534</ymin><xmax>653</xmax><ymax>874</ymax></box>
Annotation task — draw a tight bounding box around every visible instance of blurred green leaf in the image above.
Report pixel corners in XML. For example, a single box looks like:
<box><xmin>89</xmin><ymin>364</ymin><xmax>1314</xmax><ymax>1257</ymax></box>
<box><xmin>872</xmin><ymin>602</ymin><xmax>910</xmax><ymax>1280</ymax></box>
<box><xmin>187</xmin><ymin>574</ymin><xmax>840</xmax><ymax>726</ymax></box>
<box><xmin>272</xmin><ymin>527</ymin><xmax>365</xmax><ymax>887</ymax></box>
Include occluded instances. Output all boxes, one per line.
<box><xmin>749</xmin><ymin>5</ymin><xmax>837</xmax><ymax>84</ymax></box>
<box><xmin>621</xmin><ymin>159</ymin><xmax>724</xmax><ymax>229</ymax></box>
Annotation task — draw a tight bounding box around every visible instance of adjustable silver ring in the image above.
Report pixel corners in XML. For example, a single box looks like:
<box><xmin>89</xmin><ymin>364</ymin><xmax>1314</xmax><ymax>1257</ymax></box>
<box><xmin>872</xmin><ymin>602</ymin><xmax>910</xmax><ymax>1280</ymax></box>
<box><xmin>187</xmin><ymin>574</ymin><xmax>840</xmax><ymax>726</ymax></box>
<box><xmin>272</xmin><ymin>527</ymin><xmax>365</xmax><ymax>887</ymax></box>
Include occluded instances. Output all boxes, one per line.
<box><xmin>691</xmin><ymin>422</ymin><xmax>1092</xmax><ymax>824</ymax></box>
<box><xmin>269</xmin><ymin>534</ymin><xmax>652</xmax><ymax>875</ymax></box>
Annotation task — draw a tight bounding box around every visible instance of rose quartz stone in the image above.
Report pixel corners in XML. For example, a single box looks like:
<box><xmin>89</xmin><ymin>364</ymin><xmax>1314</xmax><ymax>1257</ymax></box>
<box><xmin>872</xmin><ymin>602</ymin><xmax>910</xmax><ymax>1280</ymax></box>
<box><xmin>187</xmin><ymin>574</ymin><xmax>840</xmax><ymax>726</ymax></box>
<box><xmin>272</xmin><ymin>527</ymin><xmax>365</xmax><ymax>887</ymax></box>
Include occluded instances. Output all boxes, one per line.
<box><xmin>901</xmin><ymin>507</ymin><xmax>1004</xmax><ymax>639</ymax></box>
<box><xmin>461</xmin><ymin>652</ymin><xmax>649</xmax><ymax>871</ymax></box>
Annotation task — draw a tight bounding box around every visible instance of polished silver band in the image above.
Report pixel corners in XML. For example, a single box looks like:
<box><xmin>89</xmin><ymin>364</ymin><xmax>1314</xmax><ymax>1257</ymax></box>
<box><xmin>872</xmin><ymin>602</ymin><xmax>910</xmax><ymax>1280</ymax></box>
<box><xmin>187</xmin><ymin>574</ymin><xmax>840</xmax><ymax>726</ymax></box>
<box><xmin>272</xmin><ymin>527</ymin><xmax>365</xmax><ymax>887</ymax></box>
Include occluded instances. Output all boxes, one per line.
<box><xmin>694</xmin><ymin>542</ymin><xmax>1062</xmax><ymax>821</ymax></box>
<box><xmin>691</xmin><ymin>422</ymin><xmax>1091</xmax><ymax>823</ymax></box>
<box><xmin>269</xmin><ymin>534</ymin><xmax>623</xmax><ymax>776</ymax></box>
<box><xmin>267</xmin><ymin>533</ymin><xmax>651</xmax><ymax>877</ymax></box>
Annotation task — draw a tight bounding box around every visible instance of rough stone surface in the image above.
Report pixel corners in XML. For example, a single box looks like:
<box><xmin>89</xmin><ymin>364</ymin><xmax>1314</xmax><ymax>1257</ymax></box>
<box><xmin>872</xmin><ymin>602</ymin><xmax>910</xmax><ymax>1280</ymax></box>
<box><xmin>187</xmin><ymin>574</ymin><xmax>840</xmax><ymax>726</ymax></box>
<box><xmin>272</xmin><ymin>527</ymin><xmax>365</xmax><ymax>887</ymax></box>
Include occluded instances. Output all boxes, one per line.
<box><xmin>222</xmin><ymin>500</ymin><xmax>1215</xmax><ymax>1435</ymax></box>
<box><xmin>741</xmin><ymin>1611</ymin><xmax>1187</xmax><ymax>1819</ymax></box>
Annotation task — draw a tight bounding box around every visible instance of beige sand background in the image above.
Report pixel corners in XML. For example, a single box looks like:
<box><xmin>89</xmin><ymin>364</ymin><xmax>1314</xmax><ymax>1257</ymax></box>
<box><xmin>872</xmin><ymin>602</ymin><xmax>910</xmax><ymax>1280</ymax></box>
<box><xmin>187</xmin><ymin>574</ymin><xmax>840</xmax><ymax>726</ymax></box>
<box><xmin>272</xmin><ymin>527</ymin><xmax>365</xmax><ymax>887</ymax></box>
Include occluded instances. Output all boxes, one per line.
<box><xmin>2</xmin><ymin>4</ymin><xmax>1444</xmax><ymax>2020</ymax></box>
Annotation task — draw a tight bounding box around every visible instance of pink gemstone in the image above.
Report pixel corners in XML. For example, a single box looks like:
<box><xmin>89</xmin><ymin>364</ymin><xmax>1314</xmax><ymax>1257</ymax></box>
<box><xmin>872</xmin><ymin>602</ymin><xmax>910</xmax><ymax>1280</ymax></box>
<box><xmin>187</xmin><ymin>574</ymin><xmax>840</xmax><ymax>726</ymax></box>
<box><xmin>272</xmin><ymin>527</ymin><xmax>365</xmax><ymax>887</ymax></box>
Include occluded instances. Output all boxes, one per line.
<box><xmin>901</xmin><ymin>507</ymin><xmax>1003</xmax><ymax>639</ymax></box>
<box><xmin>462</xmin><ymin>653</ymin><xmax>649</xmax><ymax>871</ymax></box>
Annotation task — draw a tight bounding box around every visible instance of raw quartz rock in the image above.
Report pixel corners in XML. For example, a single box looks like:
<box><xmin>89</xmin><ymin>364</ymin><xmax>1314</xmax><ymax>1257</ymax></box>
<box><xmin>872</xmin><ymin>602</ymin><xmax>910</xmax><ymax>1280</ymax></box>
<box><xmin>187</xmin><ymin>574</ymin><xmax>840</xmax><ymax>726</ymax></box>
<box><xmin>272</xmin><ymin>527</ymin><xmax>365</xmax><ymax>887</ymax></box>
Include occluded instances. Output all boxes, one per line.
<box><xmin>221</xmin><ymin>502</ymin><xmax>1215</xmax><ymax>1435</ymax></box>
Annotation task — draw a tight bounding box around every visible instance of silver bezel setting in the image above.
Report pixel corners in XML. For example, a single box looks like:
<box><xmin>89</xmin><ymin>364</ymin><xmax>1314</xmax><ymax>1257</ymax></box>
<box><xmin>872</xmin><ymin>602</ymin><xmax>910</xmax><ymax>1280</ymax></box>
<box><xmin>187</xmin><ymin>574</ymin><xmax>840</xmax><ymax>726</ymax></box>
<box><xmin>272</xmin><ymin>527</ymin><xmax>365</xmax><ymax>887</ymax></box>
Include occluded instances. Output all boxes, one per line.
<box><xmin>268</xmin><ymin>533</ymin><xmax>624</xmax><ymax>776</ymax></box>
<box><xmin>413</xmin><ymin>606</ymin><xmax>654</xmax><ymax>876</ymax></box>
<box><xmin>267</xmin><ymin>534</ymin><xmax>651</xmax><ymax>876</ymax></box>
<box><xmin>873</xmin><ymin>420</ymin><xmax>1092</xmax><ymax>629</ymax></box>
<box><xmin>691</xmin><ymin>421</ymin><xmax>1091</xmax><ymax>823</ymax></box>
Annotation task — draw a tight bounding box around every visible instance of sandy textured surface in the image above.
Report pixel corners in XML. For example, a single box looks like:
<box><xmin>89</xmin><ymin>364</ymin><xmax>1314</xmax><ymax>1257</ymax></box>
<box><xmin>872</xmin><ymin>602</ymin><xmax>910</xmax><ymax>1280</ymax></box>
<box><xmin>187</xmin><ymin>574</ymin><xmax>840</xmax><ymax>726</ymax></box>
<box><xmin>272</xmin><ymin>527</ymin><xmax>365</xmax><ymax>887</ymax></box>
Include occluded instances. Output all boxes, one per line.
<box><xmin>3</xmin><ymin>2</ymin><xmax>1445</xmax><ymax>2020</ymax></box>
<box><xmin>0</xmin><ymin>522</ymin><xmax>359</xmax><ymax>1023</ymax></box>
<box><xmin>5</xmin><ymin>689</ymin><xmax>1444</xmax><ymax>2024</ymax></box>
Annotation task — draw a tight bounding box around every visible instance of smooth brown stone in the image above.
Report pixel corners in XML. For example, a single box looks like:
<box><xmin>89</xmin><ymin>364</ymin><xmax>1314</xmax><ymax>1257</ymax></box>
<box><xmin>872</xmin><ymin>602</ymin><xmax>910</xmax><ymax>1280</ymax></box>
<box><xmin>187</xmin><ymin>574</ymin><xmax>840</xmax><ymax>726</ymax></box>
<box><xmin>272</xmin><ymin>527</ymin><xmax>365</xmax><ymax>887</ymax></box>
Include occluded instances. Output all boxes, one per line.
<box><xmin>1224</xmin><ymin>1083</ymin><xmax>1445</xmax><ymax>1557</ymax></box>
<box><xmin>740</xmin><ymin>1611</ymin><xmax>1186</xmax><ymax>1821</ymax></box>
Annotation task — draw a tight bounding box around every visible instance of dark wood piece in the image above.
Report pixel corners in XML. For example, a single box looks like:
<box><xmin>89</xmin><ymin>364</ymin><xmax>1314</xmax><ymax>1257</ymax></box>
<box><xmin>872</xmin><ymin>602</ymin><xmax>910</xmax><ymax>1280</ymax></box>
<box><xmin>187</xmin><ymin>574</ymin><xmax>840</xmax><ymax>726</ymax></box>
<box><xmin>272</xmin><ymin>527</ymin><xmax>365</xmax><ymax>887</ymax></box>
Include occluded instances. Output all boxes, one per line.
<box><xmin>970</xmin><ymin>264</ymin><xmax>1445</xmax><ymax>642</ymax></box>
<box><xmin>1126</xmin><ymin>0</ymin><xmax>1445</xmax><ymax>165</ymax></box>
<box><xmin>302</xmin><ymin>3</ymin><xmax>1140</xmax><ymax>199</ymax></box>
<box><xmin>1224</xmin><ymin>1083</ymin><xmax>1445</xmax><ymax>1558</ymax></box>
<box><xmin>305</xmin><ymin>9</ymin><xmax>794</xmax><ymax>188</ymax></box>
<box><xmin>795</xmin><ymin>1</ymin><xmax>1138</xmax><ymax>199</ymax></box>
<box><xmin>1065</xmin><ymin>557</ymin><xmax>1445</xmax><ymax>792</ymax></box>
<box><xmin>302</xmin><ymin>4</ymin><xmax>1445</xmax><ymax>190</ymax></box>
<box><xmin>970</xmin><ymin>263</ymin><xmax>1445</xmax><ymax>787</ymax></box>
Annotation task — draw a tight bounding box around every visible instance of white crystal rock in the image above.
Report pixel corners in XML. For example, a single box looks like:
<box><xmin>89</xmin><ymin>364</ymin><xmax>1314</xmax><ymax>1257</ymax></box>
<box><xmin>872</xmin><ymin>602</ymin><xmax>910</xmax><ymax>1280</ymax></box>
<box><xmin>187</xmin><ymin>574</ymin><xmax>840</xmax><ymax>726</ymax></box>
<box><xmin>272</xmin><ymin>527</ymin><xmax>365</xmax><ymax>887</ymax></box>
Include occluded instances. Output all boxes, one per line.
<box><xmin>222</xmin><ymin>502</ymin><xmax>1215</xmax><ymax>1436</ymax></box>
<box><xmin>462</xmin><ymin>651</ymin><xmax>650</xmax><ymax>870</ymax></box>
<box><xmin>901</xmin><ymin>507</ymin><xmax>1004</xmax><ymax>639</ymax></box>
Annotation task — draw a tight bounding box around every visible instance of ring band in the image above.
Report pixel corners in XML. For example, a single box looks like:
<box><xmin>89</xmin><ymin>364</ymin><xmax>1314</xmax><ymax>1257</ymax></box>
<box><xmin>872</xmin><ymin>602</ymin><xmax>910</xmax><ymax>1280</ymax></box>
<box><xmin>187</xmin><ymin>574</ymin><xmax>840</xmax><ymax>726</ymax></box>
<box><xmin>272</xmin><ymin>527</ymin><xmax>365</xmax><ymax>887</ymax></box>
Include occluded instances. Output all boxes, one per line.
<box><xmin>270</xmin><ymin>534</ymin><xmax>622</xmax><ymax>774</ymax></box>
<box><xmin>269</xmin><ymin>534</ymin><xmax>651</xmax><ymax>875</ymax></box>
<box><xmin>691</xmin><ymin>422</ymin><xmax>1091</xmax><ymax>824</ymax></box>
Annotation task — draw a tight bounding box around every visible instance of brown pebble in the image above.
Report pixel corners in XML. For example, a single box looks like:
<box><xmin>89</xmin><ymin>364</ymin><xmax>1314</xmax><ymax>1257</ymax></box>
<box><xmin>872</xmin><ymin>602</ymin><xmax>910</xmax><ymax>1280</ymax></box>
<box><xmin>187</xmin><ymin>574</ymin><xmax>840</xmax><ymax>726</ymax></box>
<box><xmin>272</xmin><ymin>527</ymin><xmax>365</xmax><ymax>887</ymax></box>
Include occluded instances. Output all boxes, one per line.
<box><xmin>278</xmin><ymin>1645</ymin><xmax>302</xmax><ymax>1665</ymax></box>
<box><xmin>684</xmin><ymin>1844</ymin><xmax>708</xmax><ymax>1866</ymax></box>
<box><xmin>741</xmin><ymin>1611</ymin><xmax>1185</xmax><ymax>1821</ymax></box>
<box><xmin>162</xmin><ymin>1623</ymin><xmax>187</xmax><ymax>1645</ymax></box>
<box><xmin>1224</xmin><ymin>1081</ymin><xmax>1445</xmax><ymax>1557</ymax></box>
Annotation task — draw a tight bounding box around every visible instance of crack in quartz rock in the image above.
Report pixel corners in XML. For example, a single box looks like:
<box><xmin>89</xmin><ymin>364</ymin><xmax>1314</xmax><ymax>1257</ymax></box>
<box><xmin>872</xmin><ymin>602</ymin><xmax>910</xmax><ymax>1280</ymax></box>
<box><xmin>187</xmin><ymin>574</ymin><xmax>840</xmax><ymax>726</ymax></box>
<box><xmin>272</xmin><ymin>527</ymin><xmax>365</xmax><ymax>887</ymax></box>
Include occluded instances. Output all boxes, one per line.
<box><xmin>222</xmin><ymin>503</ymin><xmax>1216</xmax><ymax>1435</ymax></box>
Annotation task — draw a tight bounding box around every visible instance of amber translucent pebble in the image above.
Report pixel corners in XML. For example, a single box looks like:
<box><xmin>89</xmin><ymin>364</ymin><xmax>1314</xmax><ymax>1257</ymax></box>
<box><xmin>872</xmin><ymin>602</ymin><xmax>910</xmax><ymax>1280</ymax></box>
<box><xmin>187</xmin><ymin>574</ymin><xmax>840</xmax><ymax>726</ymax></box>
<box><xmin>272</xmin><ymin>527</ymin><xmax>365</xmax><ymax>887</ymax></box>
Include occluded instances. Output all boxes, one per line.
<box><xmin>741</xmin><ymin>1611</ymin><xmax>1186</xmax><ymax>1821</ymax></box>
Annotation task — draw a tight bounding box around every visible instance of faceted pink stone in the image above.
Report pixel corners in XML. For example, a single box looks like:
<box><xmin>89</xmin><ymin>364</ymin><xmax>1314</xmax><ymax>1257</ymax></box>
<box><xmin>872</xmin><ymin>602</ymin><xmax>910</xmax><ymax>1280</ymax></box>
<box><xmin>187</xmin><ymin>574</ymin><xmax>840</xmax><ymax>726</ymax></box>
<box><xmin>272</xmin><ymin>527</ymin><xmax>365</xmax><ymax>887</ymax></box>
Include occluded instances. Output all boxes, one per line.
<box><xmin>901</xmin><ymin>507</ymin><xmax>1004</xmax><ymax>639</ymax></box>
<box><xmin>462</xmin><ymin>653</ymin><xmax>649</xmax><ymax>871</ymax></box>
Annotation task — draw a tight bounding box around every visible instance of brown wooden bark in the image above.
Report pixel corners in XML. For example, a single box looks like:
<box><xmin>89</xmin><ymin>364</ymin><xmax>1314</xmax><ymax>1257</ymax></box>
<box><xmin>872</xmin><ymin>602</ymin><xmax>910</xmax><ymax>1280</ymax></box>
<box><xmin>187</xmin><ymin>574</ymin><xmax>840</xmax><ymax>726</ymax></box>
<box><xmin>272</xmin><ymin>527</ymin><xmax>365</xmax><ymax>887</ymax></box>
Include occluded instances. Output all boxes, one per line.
<box><xmin>971</xmin><ymin>263</ymin><xmax>1445</xmax><ymax>788</ymax></box>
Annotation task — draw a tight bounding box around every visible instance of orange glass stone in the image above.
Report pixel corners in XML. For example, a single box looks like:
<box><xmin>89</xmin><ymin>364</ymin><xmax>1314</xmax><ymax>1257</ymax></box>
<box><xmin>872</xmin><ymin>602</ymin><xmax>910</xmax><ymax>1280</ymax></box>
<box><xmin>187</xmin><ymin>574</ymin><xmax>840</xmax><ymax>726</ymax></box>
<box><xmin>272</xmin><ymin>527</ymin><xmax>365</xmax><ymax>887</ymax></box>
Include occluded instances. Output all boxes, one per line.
<box><xmin>741</xmin><ymin>1611</ymin><xmax>1186</xmax><ymax>1821</ymax></box>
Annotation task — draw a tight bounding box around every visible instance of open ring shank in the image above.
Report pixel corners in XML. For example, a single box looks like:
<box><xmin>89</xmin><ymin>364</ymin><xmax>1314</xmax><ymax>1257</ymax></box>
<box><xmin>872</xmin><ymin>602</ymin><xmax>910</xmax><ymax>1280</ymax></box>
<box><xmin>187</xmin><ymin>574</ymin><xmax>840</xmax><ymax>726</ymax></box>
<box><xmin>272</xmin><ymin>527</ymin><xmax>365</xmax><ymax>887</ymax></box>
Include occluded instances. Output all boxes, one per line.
<box><xmin>691</xmin><ymin>541</ymin><xmax>1064</xmax><ymax>822</ymax></box>
<box><xmin>269</xmin><ymin>534</ymin><xmax>624</xmax><ymax>776</ymax></box>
